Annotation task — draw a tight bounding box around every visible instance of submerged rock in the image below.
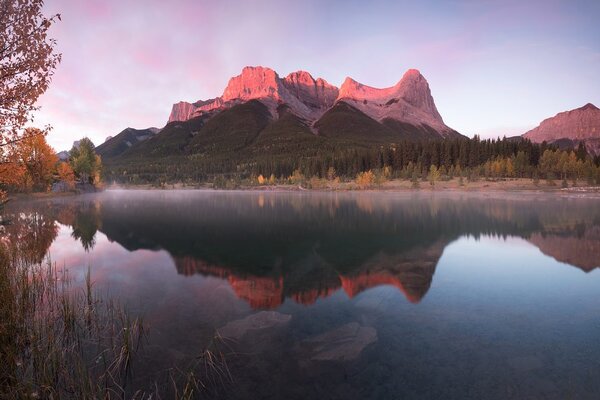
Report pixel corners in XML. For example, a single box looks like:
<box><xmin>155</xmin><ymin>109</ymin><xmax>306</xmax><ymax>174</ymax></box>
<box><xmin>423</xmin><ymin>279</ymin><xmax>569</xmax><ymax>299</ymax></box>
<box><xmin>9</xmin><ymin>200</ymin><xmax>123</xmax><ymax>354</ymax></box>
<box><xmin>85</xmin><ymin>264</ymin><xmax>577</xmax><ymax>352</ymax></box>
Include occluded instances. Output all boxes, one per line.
<box><xmin>507</xmin><ymin>355</ymin><xmax>544</xmax><ymax>372</ymax></box>
<box><xmin>299</xmin><ymin>322</ymin><xmax>377</xmax><ymax>362</ymax></box>
<box><xmin>217</xmin><ymin>311</ymin><xmax>291</xmax><ymax>340</ymax></box>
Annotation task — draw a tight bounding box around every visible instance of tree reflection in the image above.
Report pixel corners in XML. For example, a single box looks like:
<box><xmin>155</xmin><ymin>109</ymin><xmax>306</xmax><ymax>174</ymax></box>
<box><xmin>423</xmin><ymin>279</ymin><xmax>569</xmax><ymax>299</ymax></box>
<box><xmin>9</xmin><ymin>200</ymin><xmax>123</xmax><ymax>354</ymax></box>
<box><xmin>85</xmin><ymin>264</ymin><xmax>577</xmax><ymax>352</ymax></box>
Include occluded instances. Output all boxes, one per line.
<box><xmin>56</xmin><ymin>201</ymin><xmax>101</xmax><ymax>252</ymax></box>
<box><xmin>71</xmin><ymin>211</ymin><xmax>99</xmax><ymax>251</ymax></box>
<box><xmin>0</xmin><ymin>210</ymin><xmax>58</xmax><ymax>264</ymax></box>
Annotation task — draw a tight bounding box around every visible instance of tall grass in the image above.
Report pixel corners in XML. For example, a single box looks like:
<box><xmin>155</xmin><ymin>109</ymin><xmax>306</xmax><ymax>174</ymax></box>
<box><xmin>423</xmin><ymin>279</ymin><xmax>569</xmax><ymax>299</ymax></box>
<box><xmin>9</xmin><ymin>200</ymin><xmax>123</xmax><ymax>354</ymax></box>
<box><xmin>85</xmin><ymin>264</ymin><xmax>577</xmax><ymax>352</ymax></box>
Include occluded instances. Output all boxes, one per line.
<box><xmin>0</xmin><ymin>242</ymin><xmax>146</xmax><ymax>399</ymax></box>
<box><xmin>0</xmin><ymin>240</ymin><xmax>234</xmax><ymax>399</ymax></box>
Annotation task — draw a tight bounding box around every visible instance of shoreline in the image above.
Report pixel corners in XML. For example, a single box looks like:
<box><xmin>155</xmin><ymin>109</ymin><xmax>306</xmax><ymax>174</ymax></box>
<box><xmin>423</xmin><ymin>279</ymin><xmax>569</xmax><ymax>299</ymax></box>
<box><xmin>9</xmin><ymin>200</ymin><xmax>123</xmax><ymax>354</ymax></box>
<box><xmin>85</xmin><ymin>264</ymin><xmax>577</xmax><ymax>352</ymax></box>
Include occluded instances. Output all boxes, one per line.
<box><xmin>6</xmin><ymin>178</ymin><xmax>600</xmax><ymax>202</ymax></box>
<box><xmin>103</xmin><ymin>178</ymin><xmax>600</xmax><ymax>194</ymax></box>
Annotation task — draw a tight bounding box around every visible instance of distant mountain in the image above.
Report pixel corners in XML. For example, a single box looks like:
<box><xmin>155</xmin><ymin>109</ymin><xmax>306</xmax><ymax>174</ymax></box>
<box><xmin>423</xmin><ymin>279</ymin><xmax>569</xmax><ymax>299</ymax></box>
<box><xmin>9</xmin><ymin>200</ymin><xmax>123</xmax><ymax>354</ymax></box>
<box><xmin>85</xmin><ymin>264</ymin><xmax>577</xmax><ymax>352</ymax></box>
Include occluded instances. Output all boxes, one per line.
<box><xmin>99</xmin><ymin>66</ymin><xmax>461</xmax><ymax>166</ymax></box>
<box><xmin>166</xmin><ymin>65</ymin><xmax>460</xmax><ymax>138</ymax></box>
<box><xmin>95</xmin><ymin>127</ymin><xmax>160</xmax><ymax>158</ymax></box>
<box><xmin>57</xmin><ymin>150</ymin><xmax>69</xmax><ymax>161</ymax></box>
<box><xmin>523</xmin><ymin>103</ymin><xmax>600</xmax><ymax>155</ymax></box>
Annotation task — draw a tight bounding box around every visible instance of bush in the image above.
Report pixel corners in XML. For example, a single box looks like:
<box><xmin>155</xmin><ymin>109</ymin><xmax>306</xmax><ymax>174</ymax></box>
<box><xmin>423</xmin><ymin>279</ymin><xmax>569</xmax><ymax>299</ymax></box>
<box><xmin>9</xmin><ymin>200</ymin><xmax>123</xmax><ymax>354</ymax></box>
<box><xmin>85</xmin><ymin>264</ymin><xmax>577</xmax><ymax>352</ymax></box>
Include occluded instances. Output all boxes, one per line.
<box><xmin>213</xmin><ymin>175</ymin><xmax>227</xmax><ymax>189</ymax></box>
<box><xmin>411</xmin><ymin>172</ymin><xmax>420</xmax><ymax>189</ymax></box>
<box><xmin>428</xmin><ymin>165</ymin><xmax>440</xmax><ymax>186</ymax></box>
<box><xmin>355</xmin><ymin>170</ymin><xmax>375</xmax><ymax>189</ymax></box>
<box><xmin>288</xmin><ymin>169</ymin><xmax>305</xmax><ymax>185</ymax></box>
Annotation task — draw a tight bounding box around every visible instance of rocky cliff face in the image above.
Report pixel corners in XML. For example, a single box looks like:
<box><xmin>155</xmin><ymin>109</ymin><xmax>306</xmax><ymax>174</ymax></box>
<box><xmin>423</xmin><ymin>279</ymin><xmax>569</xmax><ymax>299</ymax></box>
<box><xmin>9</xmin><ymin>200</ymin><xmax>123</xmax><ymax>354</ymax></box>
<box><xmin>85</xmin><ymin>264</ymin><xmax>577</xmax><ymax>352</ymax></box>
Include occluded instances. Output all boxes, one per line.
<box><xmin>336</xmin><ymin>69</ymin><xmax>454</xmax><ymax>136</ymax></box>
<box><xmin>167</xmin><ymin>66</ymin><xmax>457</xmax><ymax>138</ymax></box>
<box><xmin>168</xmin><ymin>66</ymin><xmax>338</xmax><ymax>123</ymax></box>
<box><xmin>168</xmin><ymin>101</ymin><xmax>197</xmax><ymax>123</ymax></box>
<box><xmin>168</xmin><ymin>98</ymin><xmax>223</xmax><ymax>124</ymax></box>
<box><xmin>523</xmin><ymin>103</ymin><xmax>600</xmax><ymax>155</ymax></box>
<box><xmin>281</xmin><ymin>71</ymin><xmax>339</xmax><ymax>111</ymax></box>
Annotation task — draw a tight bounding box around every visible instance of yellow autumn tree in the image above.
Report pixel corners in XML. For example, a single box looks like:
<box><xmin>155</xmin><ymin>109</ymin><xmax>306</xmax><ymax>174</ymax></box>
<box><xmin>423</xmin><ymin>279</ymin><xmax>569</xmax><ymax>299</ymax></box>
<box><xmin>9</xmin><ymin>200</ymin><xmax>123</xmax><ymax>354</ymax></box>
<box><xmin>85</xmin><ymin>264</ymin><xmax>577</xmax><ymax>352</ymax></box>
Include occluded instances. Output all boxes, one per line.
<box><xmin>0</xmin><ymin>146</ymin><xmax>27</xmax><ymax>189</ymax></box>
<box><xmin>356</xmin><ymin>170</ymin><xmax>375</xmax><ymax>189</ymax></box>
<box><xmin>14</xmin><ymin>129</ymin><xmax>58</xmax><ymax>191</ymax></box>
<box><xmin>1</xmin><ymin>128</ymin><xmax>57</xmax><ymax>192</ymax></box>
<box><xmin>56</xmin><ymin>162</ymin><xmax>75</xmax><ymax>189</ymax></box>
<box><xmin>428</xmin><ymin>165</ymin><xmax>440</xmax><ymax>186</ymax></box>
<box><xmin>289</xmin><ymin>169</ymin><xmax>305</xmax><ymax>185</ymax></box>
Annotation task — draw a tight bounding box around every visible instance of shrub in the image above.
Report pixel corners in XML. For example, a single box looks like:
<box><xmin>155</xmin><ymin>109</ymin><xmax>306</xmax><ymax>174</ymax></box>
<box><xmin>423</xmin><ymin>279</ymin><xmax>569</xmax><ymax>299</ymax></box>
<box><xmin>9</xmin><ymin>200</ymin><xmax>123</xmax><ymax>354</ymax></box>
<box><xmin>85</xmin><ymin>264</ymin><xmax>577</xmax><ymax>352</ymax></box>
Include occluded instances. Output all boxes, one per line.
<box><xmin>355</xmin><ymin>170</ymin><xmax>375</xmax><ymax>189</ymax></box>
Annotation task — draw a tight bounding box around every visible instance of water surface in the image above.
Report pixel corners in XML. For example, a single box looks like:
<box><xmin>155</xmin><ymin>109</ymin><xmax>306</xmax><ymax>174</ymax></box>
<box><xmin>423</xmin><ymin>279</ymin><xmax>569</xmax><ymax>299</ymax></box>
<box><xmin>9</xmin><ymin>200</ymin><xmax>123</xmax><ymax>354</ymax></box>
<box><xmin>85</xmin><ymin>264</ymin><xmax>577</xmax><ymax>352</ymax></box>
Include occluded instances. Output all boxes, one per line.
<box><xmin>4</xmin><ymin>190</ymin><xmax>600</xmax><ymax>399</ymax></box>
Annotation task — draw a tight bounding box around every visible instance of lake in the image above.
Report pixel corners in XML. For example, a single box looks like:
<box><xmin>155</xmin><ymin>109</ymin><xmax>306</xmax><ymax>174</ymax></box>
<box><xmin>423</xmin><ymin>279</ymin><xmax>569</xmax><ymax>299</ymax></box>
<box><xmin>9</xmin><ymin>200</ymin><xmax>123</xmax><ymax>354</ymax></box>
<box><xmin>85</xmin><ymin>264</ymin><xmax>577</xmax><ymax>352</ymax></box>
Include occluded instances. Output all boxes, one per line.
<box><xmin>4</xmin><ymin>190</ymin><xmax>600</xmax><ymax>399</ymax></box>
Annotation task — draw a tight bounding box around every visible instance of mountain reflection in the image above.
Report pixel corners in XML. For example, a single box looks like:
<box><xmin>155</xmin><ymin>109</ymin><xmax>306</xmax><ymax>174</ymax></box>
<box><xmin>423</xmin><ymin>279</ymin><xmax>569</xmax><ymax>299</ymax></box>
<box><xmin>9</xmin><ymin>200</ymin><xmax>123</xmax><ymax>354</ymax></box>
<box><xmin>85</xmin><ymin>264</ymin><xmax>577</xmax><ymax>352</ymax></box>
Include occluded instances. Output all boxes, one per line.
<box><xmin>6</xmin><ymin>191</ymin><xmax>600</xmax><ymax>308</ymax></box>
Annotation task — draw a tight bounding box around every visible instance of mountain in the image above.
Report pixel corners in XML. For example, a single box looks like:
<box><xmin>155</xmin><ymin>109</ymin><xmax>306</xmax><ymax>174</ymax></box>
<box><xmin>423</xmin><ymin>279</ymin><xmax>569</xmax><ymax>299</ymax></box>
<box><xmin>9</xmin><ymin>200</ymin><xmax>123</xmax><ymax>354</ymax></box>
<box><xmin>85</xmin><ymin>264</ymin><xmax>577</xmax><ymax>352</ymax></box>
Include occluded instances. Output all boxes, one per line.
<box><xmin>167</xmin><ymin>66</ymin><xmax>338</xmax><ymax>123</ymax></box>
<box><xmin>166</xmin><ymin>66</ymin><xmax>459</xmax><ymax>138</ymax></box>
<box><xmin>523</xmin><ymin>103</ymin><xmax>600</xmax><ymax>155</ymax></box>
<box><xmin>336</xmin><ymin>69</ymin><xmax>459</xmax><ymax>138</ymax></box>
<box><xmin>57</xmin><ymin>150</ymin><xmax>69</xmax><ymax>161</ymax></box>
<box><xmin>95</xmin><ymin>127</ymin><xmax>159</xmax><ymax>158</ymax></box>
<box><xmin>100</xmin><ymin>66</ymin><xmax>462</xmax><ymax>180</ymax></box>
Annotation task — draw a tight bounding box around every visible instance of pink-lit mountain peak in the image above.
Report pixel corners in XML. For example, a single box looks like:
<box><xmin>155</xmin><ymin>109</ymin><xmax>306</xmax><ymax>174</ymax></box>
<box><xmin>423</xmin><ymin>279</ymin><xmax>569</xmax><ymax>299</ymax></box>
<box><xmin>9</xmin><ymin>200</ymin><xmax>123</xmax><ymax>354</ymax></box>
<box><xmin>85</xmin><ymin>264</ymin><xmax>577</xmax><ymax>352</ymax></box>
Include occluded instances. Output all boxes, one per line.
<box><xmin>167</xmin><ymin>66</ymin><xmax>454</xmax><ymax>136</ymax></box>
<box><xmin>335</xmin><ymin>68</ymin><xmax>451</xmax><ymax>134</ymax></box>
<box><xmin>523</xmin><ymin>102</ymin><xmax>600</xmax><ymax>141</ymax></box>
<box><xmin>168</xmin><ymin>66</ymin><xmax>337</xmax><ymax>123</ymax></box>
<box><xmin>522</xmin><ymin>102</ymin><xmax>600</xmax><ymax>154</ymax></box>
<box><xmin>284</xmin><ymin>70</ymin><xmax>316</xmax><ymax>85</ymax></box>
<box><xmin>338</xmin><ymin>69</ymin><xmax>423</xmax><ymax>98</ymax></box>
<box><xmin>222</xmin><ymin>66</ymin><xmax>282</xmax><ymax>102</ymax></box>
<box><xmin>282</xmin><ymin>70</ymin><xmax>339</xmax><ymax>110</ymax></box>
<box><xmin>337</xmin><ymin>68</ymin><xmax>439</xmax><ymax>116</ymax></box>
<box><xmin>580</xmin><ymin>103</ymin><xmax>598</xmax><ymax>111</ymax></box>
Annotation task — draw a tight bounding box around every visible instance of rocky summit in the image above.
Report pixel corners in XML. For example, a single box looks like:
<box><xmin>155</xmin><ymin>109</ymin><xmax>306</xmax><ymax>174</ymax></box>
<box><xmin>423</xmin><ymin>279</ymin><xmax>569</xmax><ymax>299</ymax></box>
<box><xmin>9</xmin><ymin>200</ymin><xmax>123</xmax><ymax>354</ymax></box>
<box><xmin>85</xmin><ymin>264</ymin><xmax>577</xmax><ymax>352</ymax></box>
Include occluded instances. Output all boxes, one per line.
<box><xmin>167</xmin><ymin>65</ymin><xmax>459</xmax><ymax>138</ymax></box>
<box><xmin>97</xmin><ymin>66</ymin><xmax>462</xmax><ymax>162</ymax></box>
<box><xmin>523</xmin><ymin>103</ymin><xmax>600</xmax><ymax>155</ymax></box>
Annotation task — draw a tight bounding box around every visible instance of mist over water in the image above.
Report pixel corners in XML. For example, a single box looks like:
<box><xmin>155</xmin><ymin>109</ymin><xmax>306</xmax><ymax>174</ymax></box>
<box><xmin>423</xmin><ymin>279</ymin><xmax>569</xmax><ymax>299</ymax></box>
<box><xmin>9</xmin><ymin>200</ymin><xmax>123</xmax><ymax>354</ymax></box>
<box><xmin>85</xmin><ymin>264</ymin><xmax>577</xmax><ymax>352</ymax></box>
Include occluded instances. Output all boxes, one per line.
<box><xmin>4</xmin><ymin>190</ymin><xmax>600</xmax><ymax>399</ymax></box>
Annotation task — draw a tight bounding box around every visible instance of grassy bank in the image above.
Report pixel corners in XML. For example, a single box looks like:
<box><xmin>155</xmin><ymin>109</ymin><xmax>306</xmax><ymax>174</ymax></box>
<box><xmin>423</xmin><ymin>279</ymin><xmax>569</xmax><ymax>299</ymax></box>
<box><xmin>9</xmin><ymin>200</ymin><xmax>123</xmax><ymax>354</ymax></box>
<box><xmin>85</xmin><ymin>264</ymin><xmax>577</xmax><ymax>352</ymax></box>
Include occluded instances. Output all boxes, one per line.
<box><xmin>0</xmin><ymin>243</ymin><xmax>146</xmax><ymax>399</ymax></box>
<box><xmin>0</xmin><ymin>240</ymin><xmax>231</xmax><ymax>399</ymax></box>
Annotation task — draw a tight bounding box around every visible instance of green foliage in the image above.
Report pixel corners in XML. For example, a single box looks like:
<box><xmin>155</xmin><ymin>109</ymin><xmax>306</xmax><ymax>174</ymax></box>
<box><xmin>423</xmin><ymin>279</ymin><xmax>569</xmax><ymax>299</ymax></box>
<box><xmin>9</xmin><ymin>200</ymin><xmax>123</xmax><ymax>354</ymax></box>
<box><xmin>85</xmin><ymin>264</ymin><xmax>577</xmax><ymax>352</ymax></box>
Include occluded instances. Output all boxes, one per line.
<box><xmin>188</xmin><ymin>100</ymin><xmax>271</xmax><ymax>154</ymax></box>
<box><xmin>69</xmin><ymin>137</ymin><xmax>102</xmax><ymax>185</ymax></box>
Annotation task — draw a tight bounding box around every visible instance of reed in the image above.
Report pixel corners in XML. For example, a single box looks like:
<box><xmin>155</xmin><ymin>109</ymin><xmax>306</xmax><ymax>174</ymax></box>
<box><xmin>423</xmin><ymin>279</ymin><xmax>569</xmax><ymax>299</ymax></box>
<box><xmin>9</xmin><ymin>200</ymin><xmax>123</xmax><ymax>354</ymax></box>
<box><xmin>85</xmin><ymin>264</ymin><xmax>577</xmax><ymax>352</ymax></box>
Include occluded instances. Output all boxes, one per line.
<box><xmin>0</xmin><ymin>240</ymin><xmax>234</xmax><ymax>399</ymax></box>
<box><xmin>0</xmin><ymin>242</ymin><xmax>146</xmax><ymax>399</ymax></box>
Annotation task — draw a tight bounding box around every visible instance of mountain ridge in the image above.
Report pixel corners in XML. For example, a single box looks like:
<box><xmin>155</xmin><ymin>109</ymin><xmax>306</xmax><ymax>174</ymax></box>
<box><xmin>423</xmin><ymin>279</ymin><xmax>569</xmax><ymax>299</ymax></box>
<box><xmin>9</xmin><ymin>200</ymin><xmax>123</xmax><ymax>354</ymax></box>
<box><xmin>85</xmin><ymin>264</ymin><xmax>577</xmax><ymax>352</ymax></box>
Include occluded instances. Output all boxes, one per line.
<box><xmin>95</xmin><ymin>127</ymin><xmax>160</xmax><ymax>158</ymax></box>
<box><xmin>97</xmin><ymin>66</ymin><xmax>463</xmax><ymax>166</ymax></box>
<box><xmin>166</xmin><ymin>65</ymin><xmax>458</xmax><ymax>138</ymax></box>
<box><xmin>523</xmin><ymin>102</ymin><xmax>600</xmax><ymax>155</ymax></box>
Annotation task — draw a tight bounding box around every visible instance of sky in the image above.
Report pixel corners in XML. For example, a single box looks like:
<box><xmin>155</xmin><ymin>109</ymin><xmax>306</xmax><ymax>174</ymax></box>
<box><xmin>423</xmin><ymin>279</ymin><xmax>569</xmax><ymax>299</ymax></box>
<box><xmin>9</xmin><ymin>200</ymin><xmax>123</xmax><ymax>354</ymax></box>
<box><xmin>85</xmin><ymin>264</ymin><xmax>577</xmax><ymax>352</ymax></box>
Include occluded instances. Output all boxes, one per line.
<box><xmin>37</xmin><ymin>0</ymin><xmax>600</xmax><ymax>151</ymax></box>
